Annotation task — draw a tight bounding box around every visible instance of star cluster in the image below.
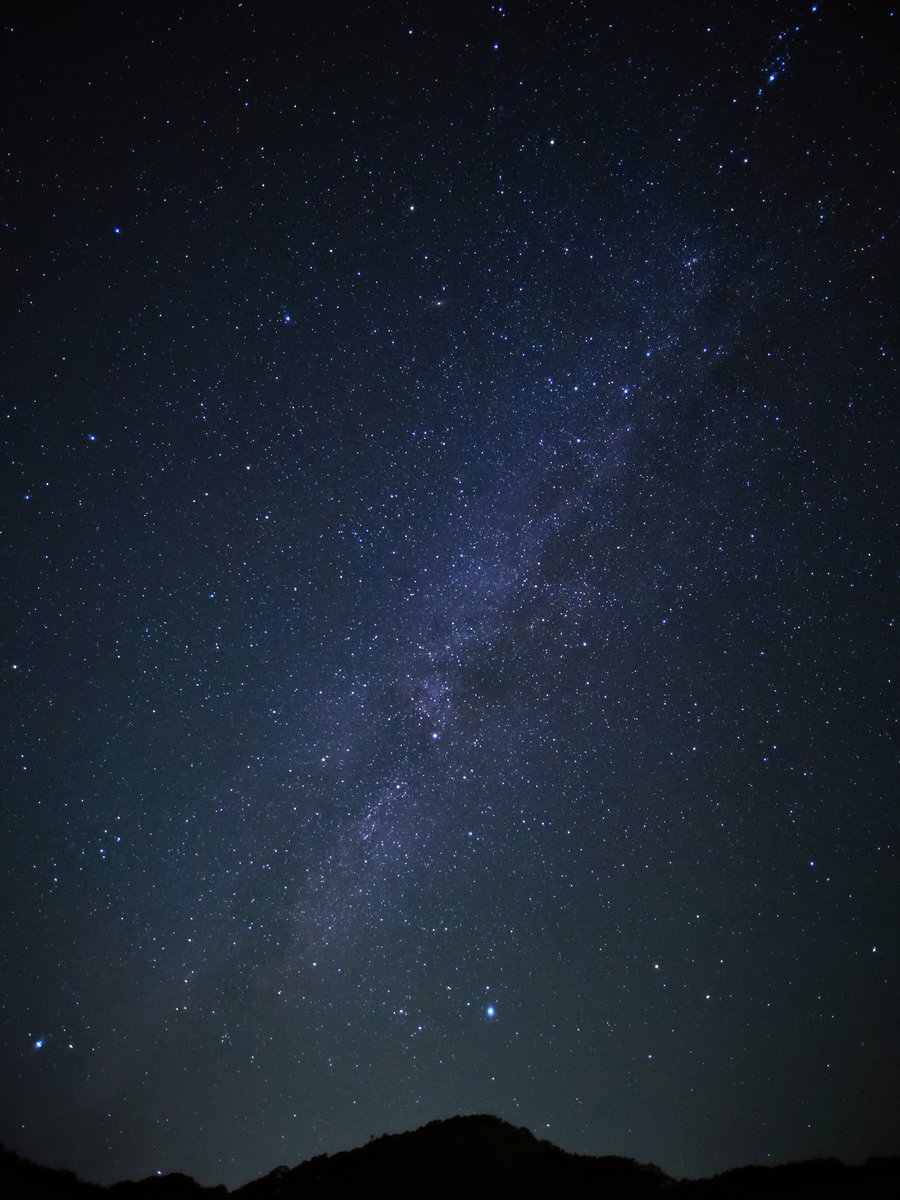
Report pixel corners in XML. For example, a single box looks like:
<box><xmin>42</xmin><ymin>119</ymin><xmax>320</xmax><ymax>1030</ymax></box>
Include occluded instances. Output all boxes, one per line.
<box><xmin>0</xmin><ymin>1</ymin><xmax>896</xmax><ymax>1188</ymax></box>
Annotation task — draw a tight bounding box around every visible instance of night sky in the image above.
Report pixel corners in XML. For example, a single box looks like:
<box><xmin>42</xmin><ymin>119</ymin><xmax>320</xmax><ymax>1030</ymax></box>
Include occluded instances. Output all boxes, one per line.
<box><xmin>1</xmin><ymin>0</ymin><xmax>897</xmax><ymax>1189</ymax></box>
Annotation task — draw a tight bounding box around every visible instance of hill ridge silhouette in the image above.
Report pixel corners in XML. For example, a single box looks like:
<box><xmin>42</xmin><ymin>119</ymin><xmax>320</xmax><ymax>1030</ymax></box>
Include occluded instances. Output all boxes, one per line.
<box><xmin>2</xmin><ymin>1113</ymin><xmax>898</xmax><ymax>1198</ymax></box>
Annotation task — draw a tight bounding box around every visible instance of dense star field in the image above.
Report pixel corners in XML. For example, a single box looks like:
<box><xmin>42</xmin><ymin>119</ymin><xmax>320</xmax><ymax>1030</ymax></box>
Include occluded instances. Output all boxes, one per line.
<box><xmin>1</xmin><ymin>0</ymin><xmax>897</xmax><ymax>1189</ymax></box>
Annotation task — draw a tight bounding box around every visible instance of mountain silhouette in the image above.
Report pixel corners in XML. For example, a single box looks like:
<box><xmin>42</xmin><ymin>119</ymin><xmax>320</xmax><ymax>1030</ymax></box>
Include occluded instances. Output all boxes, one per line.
<box><xmin>2</xmin><ymin>1114</ymin><xmax>898</xmax><ymax>1198</ymax></box>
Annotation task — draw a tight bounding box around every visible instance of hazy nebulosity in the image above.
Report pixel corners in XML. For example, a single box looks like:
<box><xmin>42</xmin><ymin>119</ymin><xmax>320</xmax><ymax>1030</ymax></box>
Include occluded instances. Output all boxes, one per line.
<box><xmin>0</xmin><ymin>1</ymin><xmax>896</xmax><ymax>1188</ymax></box>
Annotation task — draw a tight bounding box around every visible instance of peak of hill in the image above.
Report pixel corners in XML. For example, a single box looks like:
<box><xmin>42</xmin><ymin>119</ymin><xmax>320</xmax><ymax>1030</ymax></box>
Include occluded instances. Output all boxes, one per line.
<box><xmin>234</xmin><ymin>1113</ymin><xmax>668</xmax><ymax>1198</ymax></box>
<box><xmin>2</xmin><ymin>1115</ymin><xmax>898</xmax><ymax>1198</ymax></box>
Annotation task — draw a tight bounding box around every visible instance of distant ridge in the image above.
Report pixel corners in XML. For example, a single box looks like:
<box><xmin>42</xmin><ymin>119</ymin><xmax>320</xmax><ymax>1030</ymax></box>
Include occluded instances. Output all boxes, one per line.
<box><xmin>3</xmin><ymin>1114</ymin><xmax>898</xmax><ymax>1198</ymax></box>
<box><xmin>233</xmin><ymin>1113</ymin><xmax>666</xmax><ymax>1197</ymax></box>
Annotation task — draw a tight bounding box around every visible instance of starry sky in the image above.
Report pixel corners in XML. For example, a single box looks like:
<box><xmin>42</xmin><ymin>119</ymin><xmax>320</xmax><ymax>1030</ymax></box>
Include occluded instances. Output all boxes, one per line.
<box><xmin>1</xmin><ymin>0</ymin><xmax>897</xmax><ymax>1189</ymax></box>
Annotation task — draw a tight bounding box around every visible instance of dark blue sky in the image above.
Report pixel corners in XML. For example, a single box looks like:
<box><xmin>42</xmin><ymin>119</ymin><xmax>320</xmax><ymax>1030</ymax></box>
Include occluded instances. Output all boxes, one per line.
<box><xmin>1</xmin><ymin>1</ymin><xmax>896</xmax><ymax>1188</ymax></box>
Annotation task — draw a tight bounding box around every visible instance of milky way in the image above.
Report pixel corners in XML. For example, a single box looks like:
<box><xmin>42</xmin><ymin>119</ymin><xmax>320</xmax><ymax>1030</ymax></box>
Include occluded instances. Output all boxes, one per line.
<box><xmin>1</xmin><ymin>1</ymin><xmax>896</xmax><ymax>1188</ymax></box>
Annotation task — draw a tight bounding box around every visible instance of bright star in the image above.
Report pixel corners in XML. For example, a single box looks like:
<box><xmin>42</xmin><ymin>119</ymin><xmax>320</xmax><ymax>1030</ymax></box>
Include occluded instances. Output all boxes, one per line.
<box><xmin>485</xmin><ymin>1005</ymin><xmax>495</xmax><ymax>1018</ymax></box>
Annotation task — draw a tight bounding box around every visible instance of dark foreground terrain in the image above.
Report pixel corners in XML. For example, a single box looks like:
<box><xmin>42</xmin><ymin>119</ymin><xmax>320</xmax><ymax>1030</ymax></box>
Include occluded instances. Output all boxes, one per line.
<box><xmin>3</xmin><ymin>1115</ymin><xmax>897</xmax><ymax>1198</ymax></box>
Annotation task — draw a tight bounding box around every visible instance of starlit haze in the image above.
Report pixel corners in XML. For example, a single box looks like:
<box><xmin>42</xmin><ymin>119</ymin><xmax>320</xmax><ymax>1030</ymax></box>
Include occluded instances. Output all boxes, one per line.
<box><xmin>0</xmin><ymin>1</ymin><xmax>897</xmax><ymax>1189</ymax></box>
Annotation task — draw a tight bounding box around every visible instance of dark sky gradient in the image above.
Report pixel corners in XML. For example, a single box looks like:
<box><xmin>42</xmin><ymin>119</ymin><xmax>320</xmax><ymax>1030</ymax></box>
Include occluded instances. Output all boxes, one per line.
<box><xmin>1</xmin><ymin>0</ymin><xmax>897</xmax><ymax>1188</ymax></box>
